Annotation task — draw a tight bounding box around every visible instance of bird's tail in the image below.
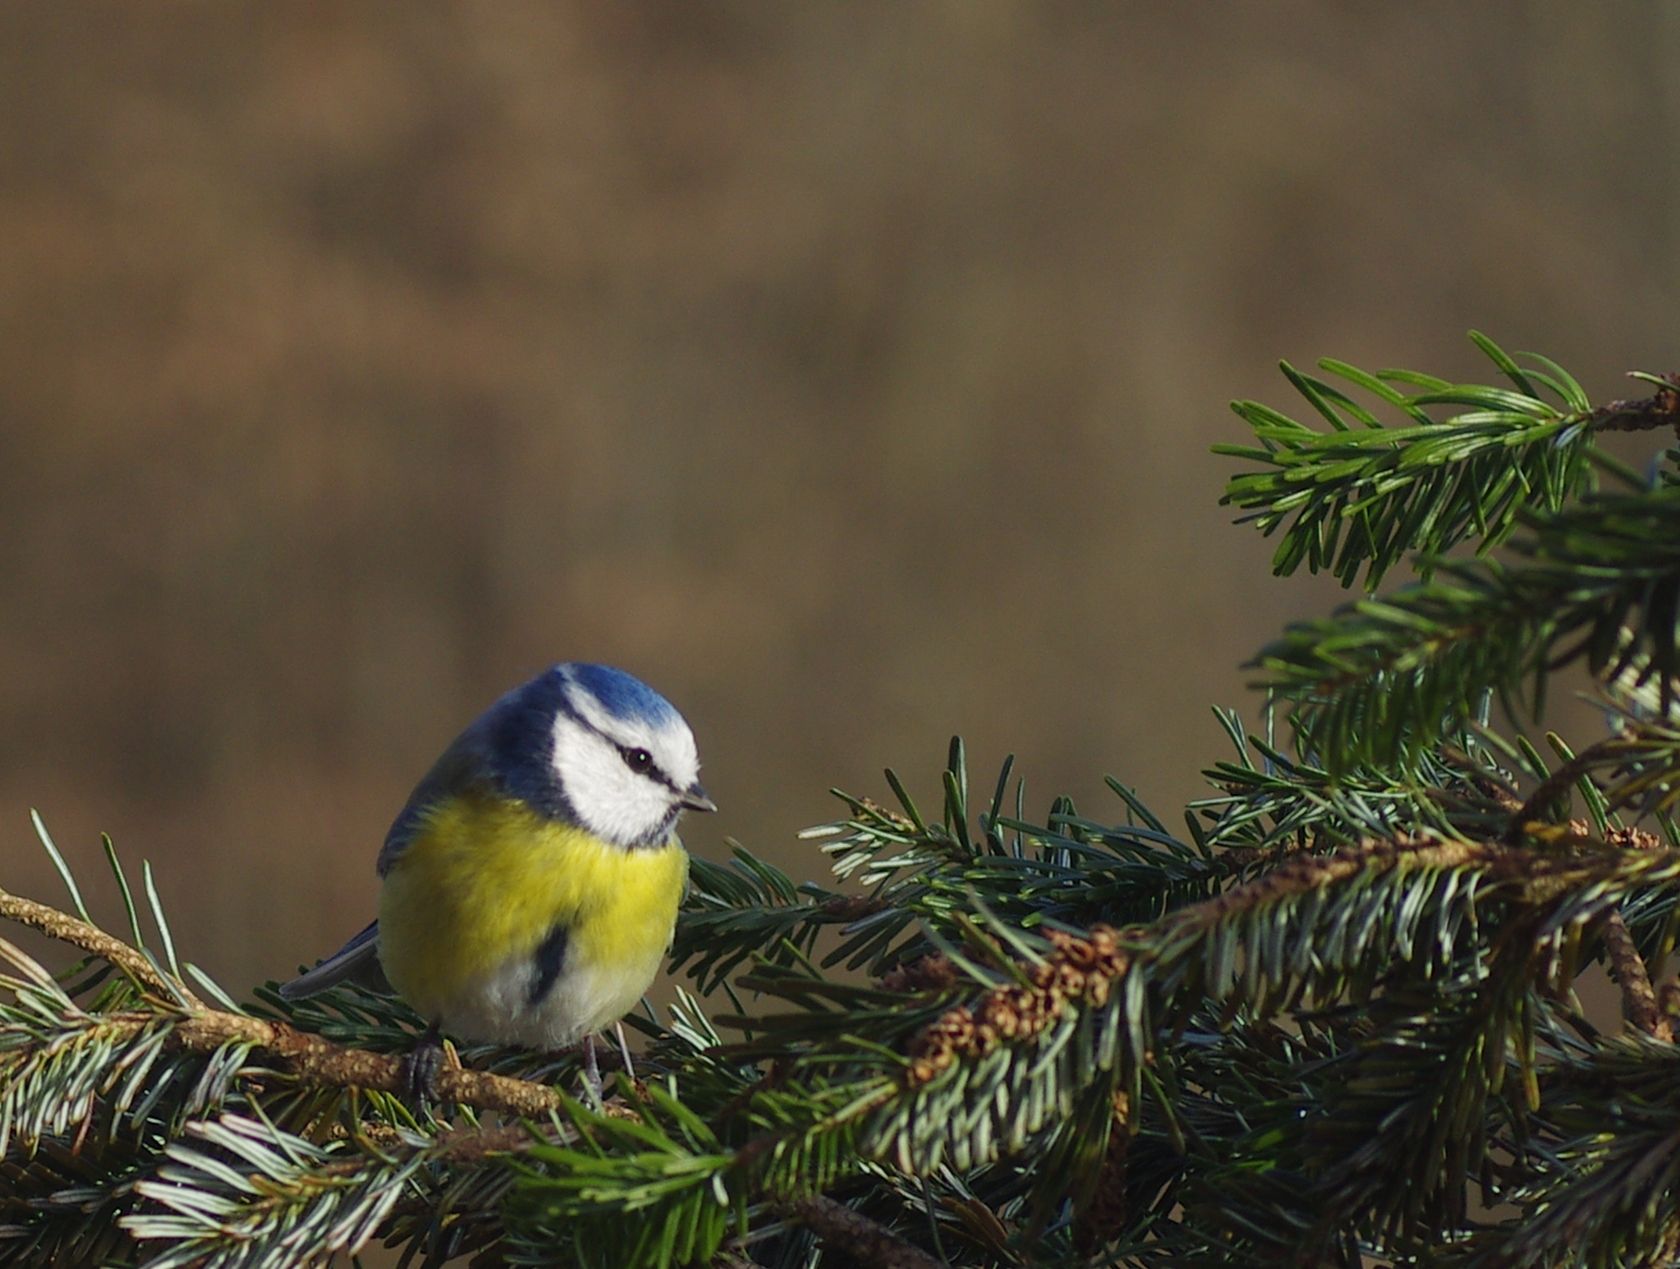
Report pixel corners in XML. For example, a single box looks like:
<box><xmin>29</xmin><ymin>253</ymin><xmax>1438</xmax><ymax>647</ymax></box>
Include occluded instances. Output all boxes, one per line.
<box><xmin>278</xmin><ymin>919</ymin><xmax>390</xmax><ymax>998</ymax></box>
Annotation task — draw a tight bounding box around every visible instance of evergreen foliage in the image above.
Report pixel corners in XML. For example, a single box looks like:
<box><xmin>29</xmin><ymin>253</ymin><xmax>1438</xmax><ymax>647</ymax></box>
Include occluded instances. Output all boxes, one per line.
<box><xmin>4</xmin><ymin>336</ymin><xmax>1680</xmax><ymax>1266</ymax></box>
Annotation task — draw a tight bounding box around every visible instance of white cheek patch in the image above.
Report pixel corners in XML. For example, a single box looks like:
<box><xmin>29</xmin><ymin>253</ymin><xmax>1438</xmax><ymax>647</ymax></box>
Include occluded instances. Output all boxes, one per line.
<box><xmin>655</xmin><ymin>724</ymin><xmax>701</xmax><ymax>793</ymax></box>
<box><xmin>551</xmin><ymin>714</ymin><xmax>674</xmax><ymax>847</ymax></box>
<box><xmin>561</xmin><ymin>677</ymin><xmax>701</xmax><ymax>792</ymax></box>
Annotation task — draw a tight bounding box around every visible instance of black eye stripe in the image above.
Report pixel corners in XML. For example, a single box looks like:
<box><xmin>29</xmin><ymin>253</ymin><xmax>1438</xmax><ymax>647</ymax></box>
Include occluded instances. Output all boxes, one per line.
<box><xmin>616</xmin><ymin>742</ymin><xmax>677</xmax><ymax>791</ymax></box>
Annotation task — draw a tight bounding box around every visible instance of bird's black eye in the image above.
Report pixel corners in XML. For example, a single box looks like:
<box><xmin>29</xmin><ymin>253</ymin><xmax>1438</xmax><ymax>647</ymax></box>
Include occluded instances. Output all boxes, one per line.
<box><xmin>622</xmin><ymin>747</ymin><xmax>654</xmax><ymax>774</ymax></box>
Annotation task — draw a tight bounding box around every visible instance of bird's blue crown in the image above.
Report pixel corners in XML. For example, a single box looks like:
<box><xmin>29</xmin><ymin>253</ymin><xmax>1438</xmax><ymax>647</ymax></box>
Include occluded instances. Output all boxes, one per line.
<box><xmin>566</xmin><ymin>662</ymin><xmax>679</xmax><ymax>724</ymax></box>
<box><xmin>476</xmin><ymin>664</ymin><xmax>680</xmax><ymax>819</ymax></box>
<box><xmin>377</xmin><ymin>661</ymin><xmax>699</xmax><ymax>871</ymax></box>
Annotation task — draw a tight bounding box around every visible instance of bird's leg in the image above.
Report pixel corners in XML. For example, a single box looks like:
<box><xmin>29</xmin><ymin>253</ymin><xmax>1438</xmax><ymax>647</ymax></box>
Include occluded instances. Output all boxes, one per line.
<box><xmin>402</xmin><ymin>1021</ymin><xmax>446</xmax><ymax>1102</ymax></box>
<box><xmin>614</xmin><ymin>1020</ymin><xmax>637</xmax><ymax>1083</ymax></box>
<box><xmin>580</xmin><ymin>1032</ymin><xmax>604</xmax><ymax>1107</ymax></box>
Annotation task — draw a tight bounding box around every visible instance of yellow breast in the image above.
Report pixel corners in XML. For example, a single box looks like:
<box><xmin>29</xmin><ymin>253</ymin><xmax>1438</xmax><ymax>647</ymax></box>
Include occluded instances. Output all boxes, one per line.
<box><xmin>376</xmin><ymin>791</ymin><xmax>688</xmax><ymax>1039</ymax></box>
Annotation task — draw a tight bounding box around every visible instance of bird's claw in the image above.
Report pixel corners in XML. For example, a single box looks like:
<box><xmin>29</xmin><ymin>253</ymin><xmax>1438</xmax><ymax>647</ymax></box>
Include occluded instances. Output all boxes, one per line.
<box><xmin>580</xmin><ymin>1032</ymin><xmax>604</xmax><ymax>1108</ymax></box>
<box><xmin>402</xmin><ymin>1024</ymin><xmax>447</xmax><ymax>1102</ymax></box>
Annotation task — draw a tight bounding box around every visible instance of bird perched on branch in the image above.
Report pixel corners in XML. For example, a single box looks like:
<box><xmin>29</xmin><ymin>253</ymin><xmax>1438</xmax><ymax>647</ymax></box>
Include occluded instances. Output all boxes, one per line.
<box><xmin>279</xmin><ymin>662</ymin><xmax>714</xmax><ymax>1098</ymax></box>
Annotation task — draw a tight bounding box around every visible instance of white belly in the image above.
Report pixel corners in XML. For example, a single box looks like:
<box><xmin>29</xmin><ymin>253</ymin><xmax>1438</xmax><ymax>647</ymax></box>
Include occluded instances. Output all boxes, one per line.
<box><xmin>436</xmin><ymin>942</ymin><xmax>663</xmax><ymax>1051</ymax></box>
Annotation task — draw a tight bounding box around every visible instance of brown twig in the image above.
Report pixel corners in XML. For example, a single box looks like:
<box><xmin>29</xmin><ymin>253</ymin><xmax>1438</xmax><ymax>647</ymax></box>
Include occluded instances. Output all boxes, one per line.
<box><xmin>8</xmin><ymin>1002</ymin><xmax>574</xmax><ymax>1119</ymax></box>
<box><xmin>1438</xmin><ymin>745</ymin><xmax>1524</xmax><ymax>814</ymax></box>
<box><xmin>1504</xmin><ymin>740</ymin><xmax>1624</xmax><ymax>843</ymax></box>
<box><xmin>326</xmin><ymin>1120</ymin><xmax>545</xmax><ymax>1160</ymax></box>
<box><xmin>432</xmin><ymin>1122</ymin><xmax>553</xmax><ymax>1161</ymax></box>
<box><xmin>904</xmin><ymin>833</ymin><xmax>1650</xmax><ymax>1084</ymax></box>
<box><xmin>782</xmin><ymin>1194</ymin><xmax>944</xmax><ymax>1269</ymax></box>
<box><xmin>175</xmin><ymin>1011</ymin><xmax>570</xmax><ymax>1117</ymax></box>
<box><xmin>0</xmin><ymin>886</ymin><xmax>203</xmax><ymax>1007</ymax></box>
<box><xmin>819</xmin><ymin>894</ymin><xmax>888</xmax><ymax>921</ymax></box>
<box><xmin>1600</xmin><ymin>907</ymin><xmax>1673</xmax><ymax>1043</ymax></box>
<box><xmin>1587</xmin><ymin>375</ymin><xmax>1680</xmax><ymax>437</ymax></box>
<box><xmin>1073</xmin><ymin>1091</ymin><xmax>1131</xmax><ymax>1254</ymax></box>
<box><xmin>0</xmin><ymin>884</ymin><xmax>576</xmax><ymax>1118</ymax></box>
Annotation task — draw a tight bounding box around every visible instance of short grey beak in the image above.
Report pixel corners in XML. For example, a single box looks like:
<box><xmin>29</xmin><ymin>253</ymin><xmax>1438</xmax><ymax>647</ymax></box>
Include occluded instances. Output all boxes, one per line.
<box><xmin>680</xmin><ymin>783</ymin><xmax>717</xmax><ymax>813</ymax></box>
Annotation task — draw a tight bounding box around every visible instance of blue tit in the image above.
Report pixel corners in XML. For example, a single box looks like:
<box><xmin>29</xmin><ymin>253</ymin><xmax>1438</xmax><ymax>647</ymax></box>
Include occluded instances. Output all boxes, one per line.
<box><xmin>279</xmin><ymin>662</ymin><xmax>714</xmax><ymax>1092</ymax></box>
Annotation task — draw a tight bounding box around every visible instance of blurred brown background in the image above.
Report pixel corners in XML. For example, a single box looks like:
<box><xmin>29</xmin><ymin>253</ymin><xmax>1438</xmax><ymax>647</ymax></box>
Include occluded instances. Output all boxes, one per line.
<box><xmin>1</xmin><ymin>3</ymin><xmax>1676</xmax><ymax>992</ymax></box>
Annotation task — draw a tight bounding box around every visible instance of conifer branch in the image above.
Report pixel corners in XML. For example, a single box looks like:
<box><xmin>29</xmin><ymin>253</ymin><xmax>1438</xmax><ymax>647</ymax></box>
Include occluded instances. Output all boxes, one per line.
<box><xmin>1508</xmin><ymin>737</ymin><xmax>1622</xmax><ymax>837</ymax></box>
<box><xmin>0</xmin><ymin>887</ymin><xmax>198</xmax><ymax>1007</ymax></box>
<box><xmin>1489</xmin><ymin>1037</ymin><xmax>1680</xmax><ymax>1265</ymax></box>
<box><xmin>1254</xmin><ymin>488</ymin><xmax>1680</xmax><ymax>773</ymax></box>
<box><xmin>177</xmin><ymin>1010</ymin><xmax>570</xmax><ymax>1118</ymax></box>
<box><xmin>1219</xmin><ymin>333</ymin><xmax>1605</xmax><ymax>590</ymax></box>
<box><xmin>0</xmin><ymin>886</ymin><xmax>571</xmax><ymax>1120</ymax></box>
<box><xmin>8</xmin><ymin>338</ymin><xmax>1680</xmax><ymax>1265</ymax></box>
<box><xmin>1588</xmin><ymin>372</ymin><xmax>1680</xmax><ymax>435</ymax></box>
<box><xmin>781</xmin><ymin>1195</ymin><xmax>944</xmax><ymax>1269</ymax></box>
<box><xmin>1504</xmin><ymin>725</ymin><xmax>1680</xmax><ymax>840</ymax></box>
<box><xmin>1601</xmin><ymin>908</ymin><xmax>1672</xmax><ymax>1042</ymax></box>
<box><xmin>1193</xmin><ymin>704</ymin><xmax>1521</xmax><ymax>854</ymax></box>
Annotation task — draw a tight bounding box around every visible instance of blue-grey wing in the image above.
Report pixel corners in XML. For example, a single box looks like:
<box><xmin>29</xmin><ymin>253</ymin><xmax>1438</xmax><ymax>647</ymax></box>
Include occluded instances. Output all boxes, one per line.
<box><xmin>278</xmin><ymin>725</ymin><xmax>488</xmax><ymax>1000</ymax></box>
<box><xmin>281</xmin><ymin>687</ymin><xmax>536</xmax><ymax>1001</ymax></box>
<box><xmin>375</xmin><ymin>714</ymin><xmax>500</xmax><ymax>877</ymax></box>
<box><xmin>376</xmin><ymin>670</ymin><xmax>575</xmax><ymax>874</ymax></box>
<box><xmin>277</xmin><ymin>919</ymin><xmax>390</xmax><ymax>998</ymax></box>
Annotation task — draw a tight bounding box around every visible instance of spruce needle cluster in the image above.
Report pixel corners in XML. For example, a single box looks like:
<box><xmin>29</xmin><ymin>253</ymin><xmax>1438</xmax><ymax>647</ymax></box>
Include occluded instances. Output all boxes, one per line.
<box><xmin>4</xmin><ymin>335</ymin><xmax>1680</xmax><ymax>1266</ymax></box>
